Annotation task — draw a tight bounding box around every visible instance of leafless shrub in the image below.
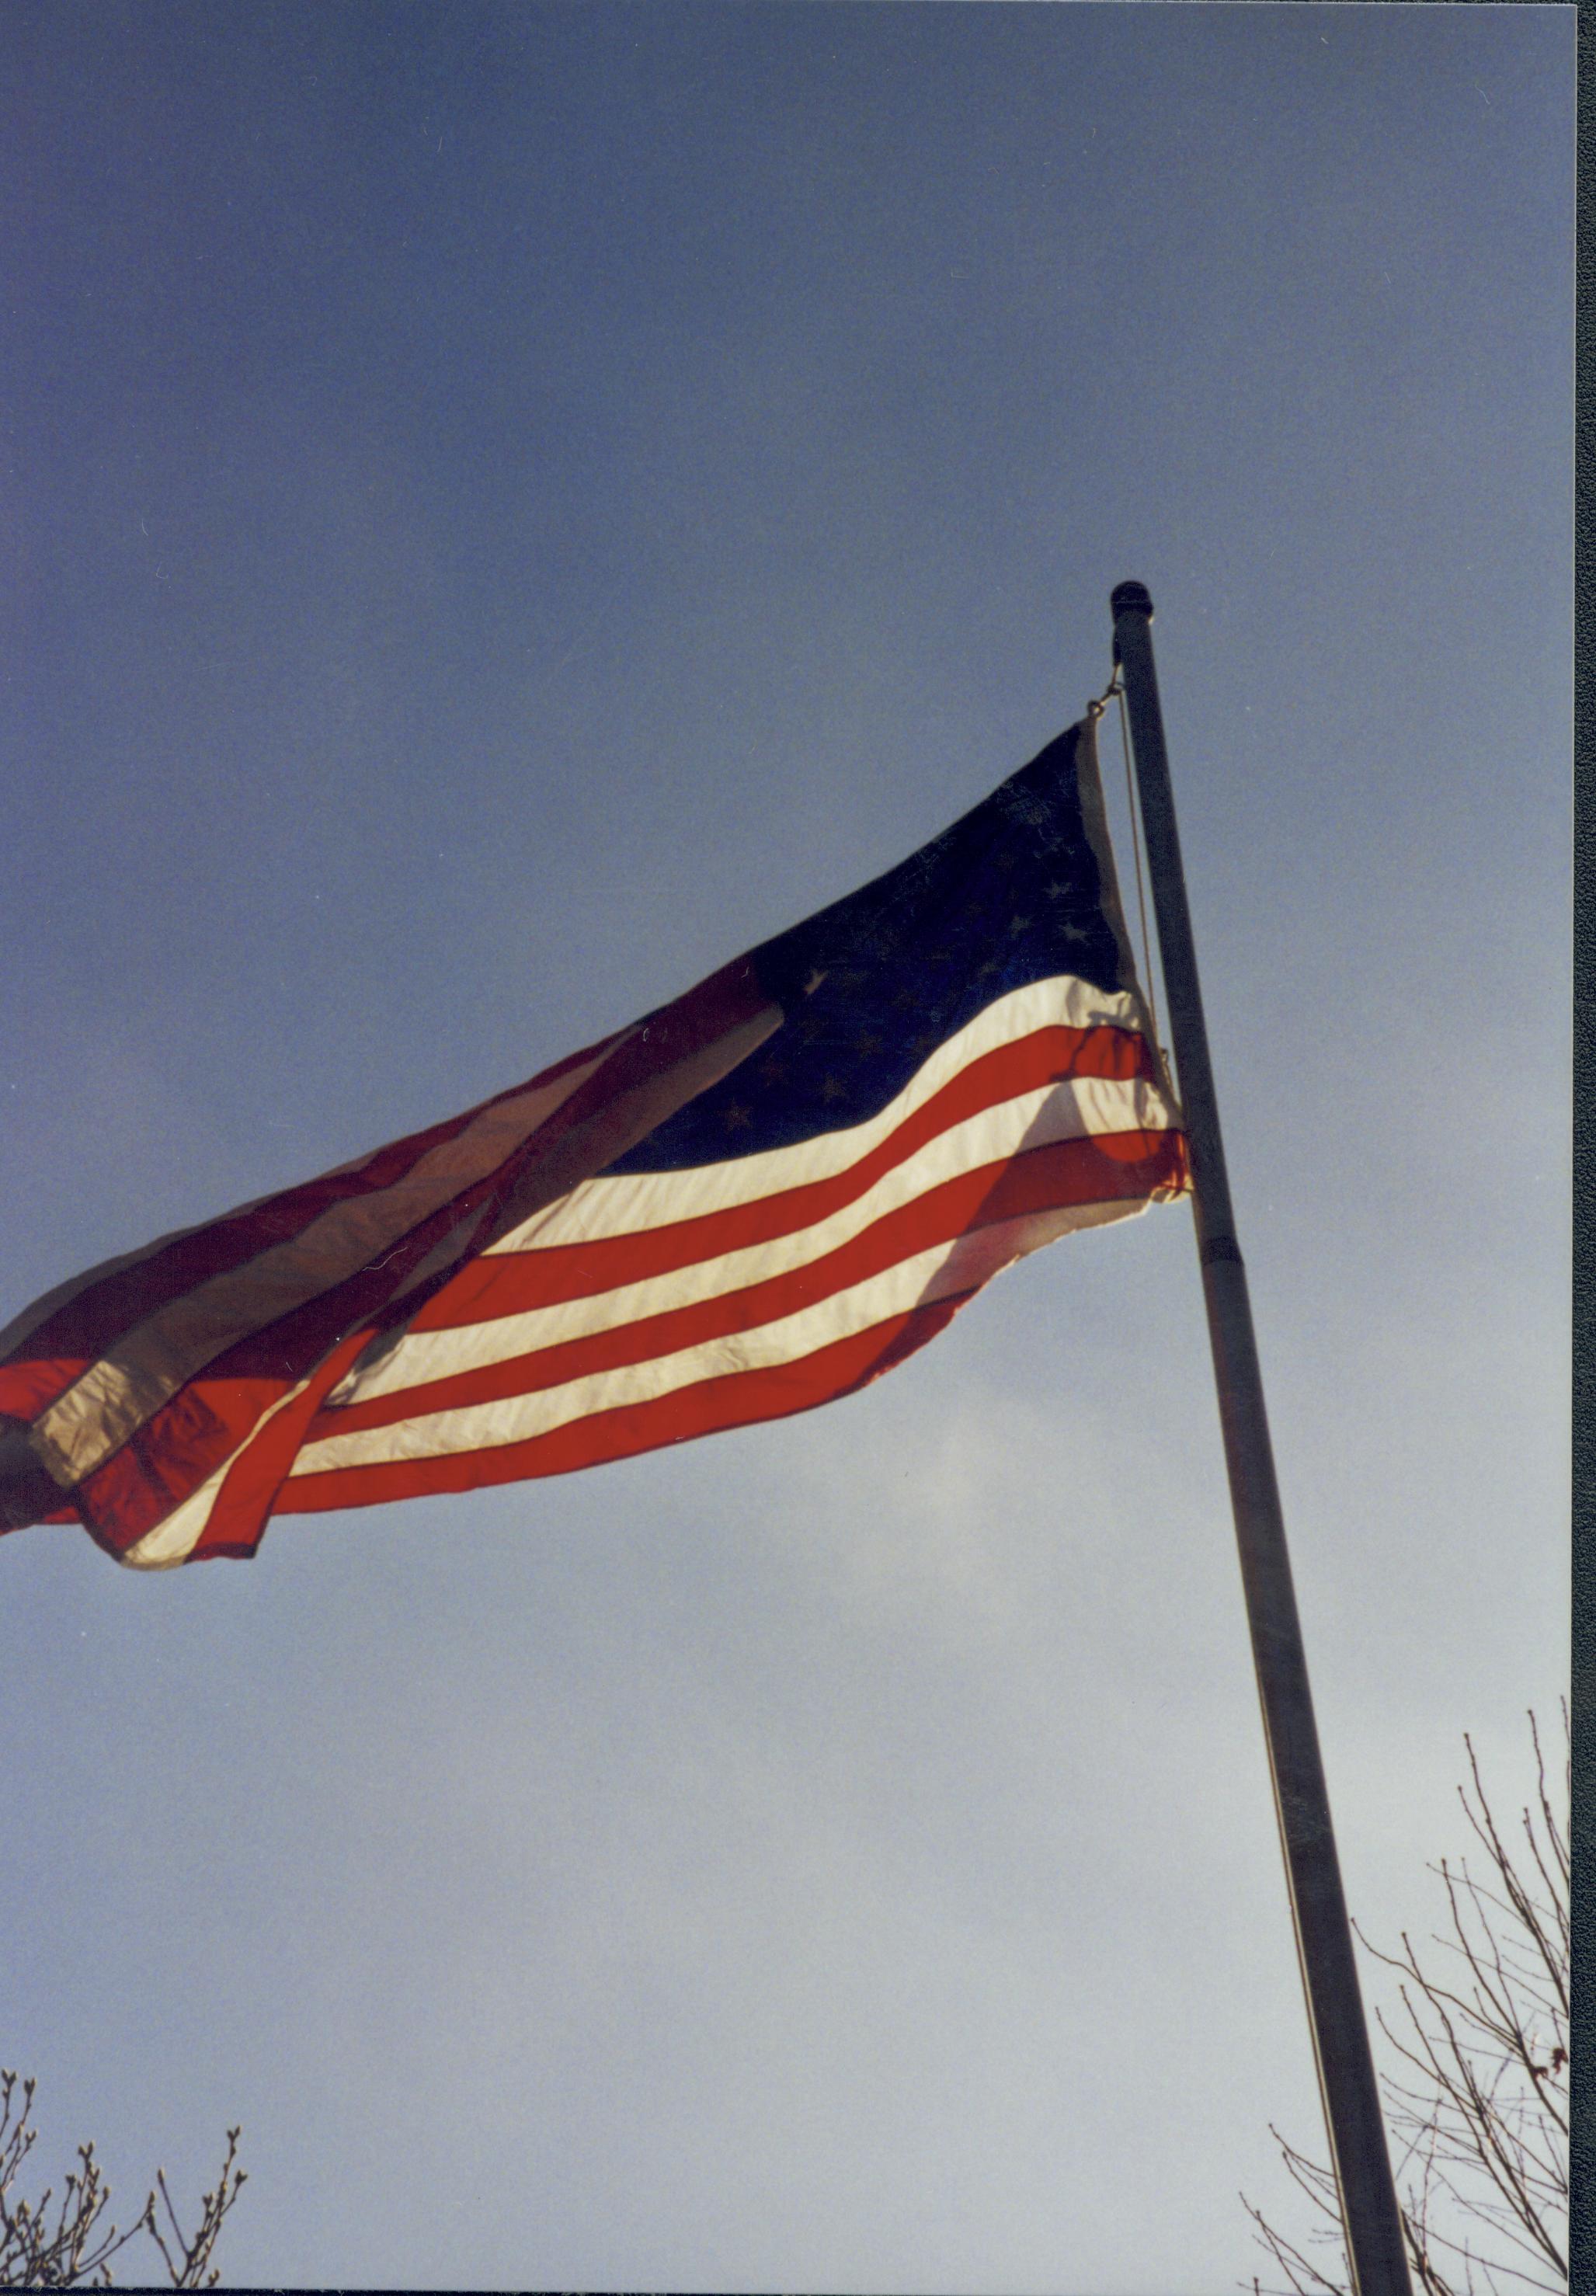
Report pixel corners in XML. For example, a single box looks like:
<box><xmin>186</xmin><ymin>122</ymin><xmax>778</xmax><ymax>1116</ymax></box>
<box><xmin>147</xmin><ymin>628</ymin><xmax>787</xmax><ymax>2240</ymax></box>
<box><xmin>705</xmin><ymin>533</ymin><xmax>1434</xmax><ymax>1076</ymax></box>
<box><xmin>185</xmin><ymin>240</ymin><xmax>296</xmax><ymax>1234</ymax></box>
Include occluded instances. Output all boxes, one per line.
<box><xmin>1242</xmin><ymin>1706</ymin><xmax>1568</xmax><ymax>2296</ymax></box>
<box><xmin>0</xmin><ymin>2071</ymin><xmax>245</xmax><ymax>2287</ymax></box>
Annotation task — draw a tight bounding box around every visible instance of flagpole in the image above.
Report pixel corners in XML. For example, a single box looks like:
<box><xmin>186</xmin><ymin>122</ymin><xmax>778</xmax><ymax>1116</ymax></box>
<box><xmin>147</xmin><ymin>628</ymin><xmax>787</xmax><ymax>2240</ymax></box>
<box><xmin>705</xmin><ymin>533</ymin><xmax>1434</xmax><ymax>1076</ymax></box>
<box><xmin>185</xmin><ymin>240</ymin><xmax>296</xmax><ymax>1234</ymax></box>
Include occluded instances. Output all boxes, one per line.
<box><xmin>1108</xmin><ymin>583</ymin><xmax>1412</xmax><ymax>2296</ymax></box>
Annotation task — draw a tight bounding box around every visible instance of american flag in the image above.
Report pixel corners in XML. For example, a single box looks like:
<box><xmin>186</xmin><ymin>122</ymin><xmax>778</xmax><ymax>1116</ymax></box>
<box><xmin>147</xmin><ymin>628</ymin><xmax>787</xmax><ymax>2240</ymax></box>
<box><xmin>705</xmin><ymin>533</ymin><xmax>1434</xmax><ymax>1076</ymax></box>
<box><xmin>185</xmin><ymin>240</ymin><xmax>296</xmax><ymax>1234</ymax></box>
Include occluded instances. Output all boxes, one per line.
<box><xmin>0</xmin><ymin>719</ymin><xmax>1185</xmax><ymax>1569</ymax></box>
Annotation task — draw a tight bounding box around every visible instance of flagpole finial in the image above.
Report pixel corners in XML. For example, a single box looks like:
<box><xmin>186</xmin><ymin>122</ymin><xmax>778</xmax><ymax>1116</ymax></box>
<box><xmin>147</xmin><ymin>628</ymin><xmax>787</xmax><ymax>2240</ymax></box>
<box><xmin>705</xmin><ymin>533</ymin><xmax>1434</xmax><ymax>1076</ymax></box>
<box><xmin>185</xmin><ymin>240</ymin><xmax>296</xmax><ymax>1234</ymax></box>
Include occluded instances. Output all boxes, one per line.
<box><xmin>1111</xmin><ymin>580</ymin><xmax>1153</xmax><ymax>617</ymax></box>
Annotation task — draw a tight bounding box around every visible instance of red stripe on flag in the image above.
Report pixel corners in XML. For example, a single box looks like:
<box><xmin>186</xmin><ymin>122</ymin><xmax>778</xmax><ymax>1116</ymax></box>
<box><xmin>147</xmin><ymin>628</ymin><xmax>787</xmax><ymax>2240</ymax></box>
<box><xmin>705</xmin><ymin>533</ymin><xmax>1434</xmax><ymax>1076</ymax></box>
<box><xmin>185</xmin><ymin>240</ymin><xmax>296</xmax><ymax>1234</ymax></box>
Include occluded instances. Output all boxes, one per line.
<box><xmin>272</xmin><ymin>1292</ymin><xmax>973</xmax><ymax>1518</ymax></box>
<box><xmin>412</xmin><ymin>1023</ymin><xmax>1156</xmax><ymax>1332</ymax></box>
<box><xmin>309</xmin><ymin>1128</ymin><xmax>1180</xmax><ymax>1442</ymax></box>
<box><xmin>185</xmin><ymin>1327</ymin><xmax>384</xmax><ymax>1563</ymax></box>
<box><xmin>5</xmin><ymin>1030</ymin><xmax>621</xmax><ymax>1379</ymax></box>
<box><xmin>64</xmin><ymin>1174</ymin><xmax>523</xmax><ymax>1552</ymax></box>
<box><xmin>46</xmin><ymin>960</ymin><xmax>778</xmax><ymax>1548</ymax></box>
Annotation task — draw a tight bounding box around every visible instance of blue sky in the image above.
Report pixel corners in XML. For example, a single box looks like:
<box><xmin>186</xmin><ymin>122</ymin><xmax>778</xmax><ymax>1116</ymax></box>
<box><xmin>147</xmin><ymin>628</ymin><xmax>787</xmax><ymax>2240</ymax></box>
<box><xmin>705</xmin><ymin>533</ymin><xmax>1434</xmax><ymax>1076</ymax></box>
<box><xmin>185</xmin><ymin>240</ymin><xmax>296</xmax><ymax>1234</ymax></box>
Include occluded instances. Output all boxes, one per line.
<box><xmin>0</xmin><ymin>6</ymin><xmax>1570</xmax><ymax>2290</ymax></box>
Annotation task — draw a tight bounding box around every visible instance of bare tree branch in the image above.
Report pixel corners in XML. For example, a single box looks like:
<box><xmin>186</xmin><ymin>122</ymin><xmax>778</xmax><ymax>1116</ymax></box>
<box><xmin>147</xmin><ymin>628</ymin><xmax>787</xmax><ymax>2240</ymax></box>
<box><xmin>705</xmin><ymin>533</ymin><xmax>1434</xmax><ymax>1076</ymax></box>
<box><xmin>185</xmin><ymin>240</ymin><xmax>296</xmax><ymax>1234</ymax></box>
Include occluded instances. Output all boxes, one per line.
<box><xmin>0</xmin><ymin>2072</ymin><xmax>244</xmax><ymax>2288</ymax></box>
<box><xmin>1242</xmin><ymin>1710</ymin><xmax>1567</xmax><ymax>2296</ymax></box>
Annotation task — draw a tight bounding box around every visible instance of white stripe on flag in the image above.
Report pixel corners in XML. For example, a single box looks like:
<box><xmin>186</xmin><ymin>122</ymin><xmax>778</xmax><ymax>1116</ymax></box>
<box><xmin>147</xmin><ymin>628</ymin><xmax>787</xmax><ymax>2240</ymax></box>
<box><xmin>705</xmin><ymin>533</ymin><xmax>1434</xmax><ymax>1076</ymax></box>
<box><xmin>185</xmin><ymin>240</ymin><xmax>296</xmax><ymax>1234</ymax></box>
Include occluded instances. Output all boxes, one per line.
<box><xmin>33</xmin><ymin>1039</ymin><xmax>621</xmax><ymax>1486</ymax></box>
<box><xmin>120</xmin><ymin>1366</ymin><xmax>329</xmax><ymax>1572</ymax></box>
<box><xmin>292</xmin><ymin>1199</ymin><xmax>1139</xmax><ymax>1480</ymax></box>
<box><xmin>487</xmin><ymin>977</ymin><xmax>1152</xmax><ymax>1251</ymax></box>
<box><xmin>332</xmin><ymin>1067</ymin><xmax>1167</xmax><ymax>1405</ymax></box>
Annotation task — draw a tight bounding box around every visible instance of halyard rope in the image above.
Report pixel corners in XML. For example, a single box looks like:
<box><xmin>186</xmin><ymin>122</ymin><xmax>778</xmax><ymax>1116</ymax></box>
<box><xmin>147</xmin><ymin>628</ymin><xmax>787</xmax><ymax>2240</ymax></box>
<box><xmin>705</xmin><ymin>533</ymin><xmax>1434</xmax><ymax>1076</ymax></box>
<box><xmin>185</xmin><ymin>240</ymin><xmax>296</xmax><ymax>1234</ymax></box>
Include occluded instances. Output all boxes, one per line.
<box><xmin>1089</xmin><ymin>677</ymin><xmax>1162</xmax><ymax>1065</ymax></box>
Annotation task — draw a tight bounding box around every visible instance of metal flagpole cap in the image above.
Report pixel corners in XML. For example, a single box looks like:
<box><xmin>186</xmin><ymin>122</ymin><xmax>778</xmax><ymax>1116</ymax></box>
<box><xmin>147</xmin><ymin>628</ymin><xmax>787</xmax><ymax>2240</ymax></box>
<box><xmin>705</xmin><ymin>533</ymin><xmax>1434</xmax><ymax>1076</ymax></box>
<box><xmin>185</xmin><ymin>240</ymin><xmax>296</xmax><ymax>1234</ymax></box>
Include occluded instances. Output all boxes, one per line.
<box><xmin>1110</xmin><ymin>580</ymin><xmax>1153</xmax><ymax>617</ymax></box>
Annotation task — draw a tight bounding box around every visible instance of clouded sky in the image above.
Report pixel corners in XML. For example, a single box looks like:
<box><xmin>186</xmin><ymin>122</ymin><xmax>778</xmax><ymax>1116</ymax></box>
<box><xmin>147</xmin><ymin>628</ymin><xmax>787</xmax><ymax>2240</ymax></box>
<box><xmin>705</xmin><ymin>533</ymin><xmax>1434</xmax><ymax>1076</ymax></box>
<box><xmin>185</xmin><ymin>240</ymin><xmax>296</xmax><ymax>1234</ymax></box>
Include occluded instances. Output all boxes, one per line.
<box><xmin>1</xmin><ymin>5</ymin><xmax>1570</xmax><ymax>2291</ymax></box>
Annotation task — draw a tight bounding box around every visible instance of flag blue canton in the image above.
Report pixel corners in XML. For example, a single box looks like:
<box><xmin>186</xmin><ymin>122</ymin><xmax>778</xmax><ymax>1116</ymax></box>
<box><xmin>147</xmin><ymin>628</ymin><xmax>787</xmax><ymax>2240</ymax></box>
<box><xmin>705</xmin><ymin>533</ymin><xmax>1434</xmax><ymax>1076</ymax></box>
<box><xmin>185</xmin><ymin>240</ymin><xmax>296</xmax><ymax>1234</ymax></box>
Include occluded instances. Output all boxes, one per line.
<box><xmin>610</xmin><ymin>725</ymin><xmax>1129</xmax><ymax>1171</ymax></box>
